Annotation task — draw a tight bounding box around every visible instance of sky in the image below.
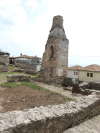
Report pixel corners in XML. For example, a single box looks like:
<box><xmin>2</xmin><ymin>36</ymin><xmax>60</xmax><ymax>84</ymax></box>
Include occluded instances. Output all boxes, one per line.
<box><xmin>0</xmin><ymin>0</ymin><xmax>100</xmax><ymax>67</ymax></box>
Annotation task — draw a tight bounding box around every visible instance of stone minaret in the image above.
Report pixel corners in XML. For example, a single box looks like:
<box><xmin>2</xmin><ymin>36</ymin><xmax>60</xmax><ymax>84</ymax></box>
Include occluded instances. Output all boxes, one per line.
<box><xmin>41</xmin><ymin>15</ymin><xmax>69</xmax><ymax>82</ymax></box>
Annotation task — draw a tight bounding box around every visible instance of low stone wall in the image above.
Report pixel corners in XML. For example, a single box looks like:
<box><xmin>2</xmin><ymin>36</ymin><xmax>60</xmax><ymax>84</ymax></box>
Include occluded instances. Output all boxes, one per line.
<box><xmin>7</xmin><ymin>74</ymin><xmax>31</xmax><ymax>82</ymax></box>
<box><xmin>0</xmin><ymin>66</ymin><xmax>8</xmax><ymax>72</ymax></box>
<box><xmin>39</xmin><ymin>72</ymin><xmax>74</xmax><ymax>86</ymax></box>
<box><xmin>79</xmin><ymin>82</ymin><xmax>100</xmax><ymax>91</ymax></box>
<box><xmin>12</xmin><ymin>69</ymin><xmax>24</xmax><ymax>73</ymax></box>
<box><xmin>15</xmin><ymin>62</ymin><xmax>36</xmax><ymax>70</ymax></box>
<box><xmin>25</xmin><ymin>69</ymin><xmax>36</xmax><ymax>75</ymax></box>
<box><xmin>1</xmin><ymin>94</ymin><xmax>100</xmax><ymax>132</ymax></box>
<box><xmin>0</xmin><ymin>56</ymin><xmax>9</xmax><ymax>64</ymax></box>
<box><xmin>13</xmin><ymin>69</ymin><xmax>36</xmax><ymax>75</ymax></box>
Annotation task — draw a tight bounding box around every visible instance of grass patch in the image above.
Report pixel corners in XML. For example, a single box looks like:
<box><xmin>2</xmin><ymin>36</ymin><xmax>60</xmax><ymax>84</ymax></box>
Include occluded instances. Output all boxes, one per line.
<box><xmin>9</xmin><ymin>66</ymin><xmax>18</xmax><ymax>71</ymax></box>
<box><xmin>0</xmin><ymin>71</ymin><xmax>36</xmax><ymax>82</ymax></box>
<box><xmin>1</xmin><ymin>82</ymin><xmax>76</xmax><ymax>101</ymax></box>
<box><xmin>22</xmin><ymin>82</ymin><xmax>45</xmax><ymax>90</ymax></box>
<box><xmin>0</xmin><ymin>65</ymin><xmax>5</xmax><ymax>67</ymax></box>
<box><xmin>1</xmin><ymin>82</ymin><xmax>22</xmax><ymax>88</ymax></box>
<box><xmin>66</xmin><ymin>97</ymin><xmax>76</xmax><ymax>101</ymax></box>
<box><xmin>9</xmin><ymin>66</ymin><xmax>14</xmax><ymax>71</ymax></box>
<box><xmin>31</xmin><ymin>76</ymin><xmax>40</xmax><ymax>79</ymax></box>
<box><xmin>54</xmin><ymin>84</ymin><xmax>63</xmax><ymax>88</ymax></box>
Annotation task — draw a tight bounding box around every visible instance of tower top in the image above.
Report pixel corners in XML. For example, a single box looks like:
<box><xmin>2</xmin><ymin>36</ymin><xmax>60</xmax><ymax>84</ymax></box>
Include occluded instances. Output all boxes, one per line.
<box><xmin>50</xmin><ymin>15</ymin><xmax>64</xmax><ymax>31</ymax></box>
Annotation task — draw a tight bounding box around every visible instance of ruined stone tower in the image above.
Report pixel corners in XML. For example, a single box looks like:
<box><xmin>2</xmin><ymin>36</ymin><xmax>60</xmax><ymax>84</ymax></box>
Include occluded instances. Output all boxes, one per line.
<box><xmin>40</xmin><ymin>15</ymin><xmax>69</xmax><ymax>82</ymax></box>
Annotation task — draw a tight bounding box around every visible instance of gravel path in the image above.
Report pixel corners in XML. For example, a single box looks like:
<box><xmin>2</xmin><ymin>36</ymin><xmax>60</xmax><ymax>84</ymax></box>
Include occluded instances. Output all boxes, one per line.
<box><xmin>32</xmin><ymin>81</ymin><xmax>85</xmax><ymax>100</ymax></box>
<box><xmin>63</xmin><ymin>115</ymin><xmax>100</xmax><ymax>133</ymax></box>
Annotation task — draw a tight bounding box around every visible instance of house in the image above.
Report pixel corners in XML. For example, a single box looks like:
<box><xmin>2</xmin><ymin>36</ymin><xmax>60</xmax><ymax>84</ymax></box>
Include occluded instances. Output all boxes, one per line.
<box><xmin>67</xmin><ymin>65</ymin><xmax>83</xmax><ymax>79</ymax></box>
<box><xmin>79</xmin><ymin>64</ymin><xmax>100</xmax><ymax>82</ymax></box>
<box><xmin>15</xmin><ymin>54</ymin><xmax>42</xmax><ymax>71</ymax></box>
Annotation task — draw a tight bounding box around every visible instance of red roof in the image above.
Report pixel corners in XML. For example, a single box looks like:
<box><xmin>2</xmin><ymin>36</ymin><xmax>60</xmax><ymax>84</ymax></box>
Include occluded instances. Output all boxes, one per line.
<box><xmin>68</xmin><ymin>65</ymin><xmax>83</xmax><ymax>70</ymax></box>
<box><xmin>16</xmin><ymin>55</ymin><xmax>41</xmax><ymax>59</ymax></box>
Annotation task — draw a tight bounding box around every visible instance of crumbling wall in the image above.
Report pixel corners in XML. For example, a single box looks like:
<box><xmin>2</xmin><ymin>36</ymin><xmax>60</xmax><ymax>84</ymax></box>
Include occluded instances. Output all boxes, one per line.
<box><xmin>13</xmin><ymin>69</ymin><xmax>36</xmax><ymax>75</ymax></box>
<box><xmin>41</xmin><ymin>15</ymin><xmax>69</xmax><ymax>81</ymax></box>
<box><xmin>0</xmin><ymin>56</ymin><xmax>9</xmax><ymax>64</ymax></box>
<box><xmin>7</xmin><ymin>74</ymin><xmax>31</xmax><ymax>82</ymax></box>
<box><xmin>0</xmin><ymin>66</ymin><xmax>8</xmax><ymax>72</ymax></box>
<box><xmin>80</xmin><ymin>82</ymin><xmax>100</xmax><ymax>91</ymax></box>
<box><xmin>15</xmin><ymin>62</ymin><xmax>36</xmax><ymax>70</ymax></box>
<box><xmin>1</xmin><ymin>94</ymin><xmax>100</xmax><ymax>132</ymax></box>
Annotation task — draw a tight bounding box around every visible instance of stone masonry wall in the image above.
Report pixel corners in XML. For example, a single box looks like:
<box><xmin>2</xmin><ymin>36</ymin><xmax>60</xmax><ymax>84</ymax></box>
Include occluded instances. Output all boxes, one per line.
<box><xmin>7</xmin><ymin>74</ymin><xmax>31</xmax><ymax>82</ymax></box>
<box><xmin>0</xmin><ymin>56</ymin><xmax>9</xmax><ymax>64</ymax></box>
<box><xmin>12</xmin><ymin>69</ymin><xmax>36</xmax><ymax>75</ymax></box>
<box><xmin>80</xmin><ymin>82</ymin><xmax>100</xmax><ymax>91</ymax></box>
<box><xmin>1</xmin><ymin>94</ymin><xmax>100</xmax><ymax>132</ymax></box>
<box><xmin>0</xmin><ymin>66</ymin><xmax>8</xmax><ymax>72</ymax></box>
<box><xmin>15</xmin><ymin>62</ymin><xmax>36</xmax><ymax>70</ymax></box>
<box><xmin>41</xmin><ymin>15</ymin><xmax>69</xmax><ymax>81</ymax></box>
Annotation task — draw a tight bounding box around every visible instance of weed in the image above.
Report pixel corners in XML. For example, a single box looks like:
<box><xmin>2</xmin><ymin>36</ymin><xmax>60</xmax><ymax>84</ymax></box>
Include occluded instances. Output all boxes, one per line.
<box><xmin>76</xmin><ymin>120</ymin><xmax>80</xmax><ymax>125</ymax></box>
<box><xmin>32</xmin><ymin>76</ymin><xmax>40</xmax><ymax>79</ymax></box>
<box><xmin>1</xmin><ymin>82</ymin><xmax>21</xmax><ymax>88</ymax></box>
<box><xmin>66</xmin><ymin>97</ymin><xmax>76</xmax><ymax>101</ymax></box>
<box><xmin>1</xmin><ymin>82</ymin><xmax>75</xmax><ymax>101</ymax></box>
<box><xmin>46</xmin><ymin>97</ymin><xmax>49</xmax><ymax>100</ymax></box>
<box><xmin>55</xmin><ymin>84</ymin><xmax>63</xmax><ymax>88</ymax></box>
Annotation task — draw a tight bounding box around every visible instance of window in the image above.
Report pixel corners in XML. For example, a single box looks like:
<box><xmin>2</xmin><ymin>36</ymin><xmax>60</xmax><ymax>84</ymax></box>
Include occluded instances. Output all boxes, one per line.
<box><xmin>87</xmin><ymin>73</ymin><xmax>89</xmax><ymax>77</ymax></box>
<box><xmin>76</xmin><ymin>72</ymin><xmax>78</xmax><ymax>75</ymax></box>
<box><xmin>90</xmin><ymin>73</ymin><xmax>93</xmax><ymax>77</ymax></box>
<box><xmin>74</xmin><ymin>72</ymin><xmax>78</xmax><ymax>75</ymax></box>
<box><xmin>87</xmin><ymin>73</ymin><xmax>93</xmax><ymax>77</ymax></box>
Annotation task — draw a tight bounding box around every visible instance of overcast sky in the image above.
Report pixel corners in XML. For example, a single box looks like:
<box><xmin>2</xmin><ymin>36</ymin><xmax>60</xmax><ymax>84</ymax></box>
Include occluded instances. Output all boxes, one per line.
<box><xmin>0</xmin><ymin>0</ymin><xmax>100</xmax><ymax>67</ymax></box>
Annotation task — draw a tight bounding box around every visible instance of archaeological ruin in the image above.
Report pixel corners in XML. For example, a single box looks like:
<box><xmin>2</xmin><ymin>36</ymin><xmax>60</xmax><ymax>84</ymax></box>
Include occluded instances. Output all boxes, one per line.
<box><xmin>40</xmin><ymin>15</ymin><xmax>69</xmax><ymax>83</ymax></box>
<box><xmin>0</xmin><ymin>49</ymin><xmax>9</xmax><ymax>65</ymax></box>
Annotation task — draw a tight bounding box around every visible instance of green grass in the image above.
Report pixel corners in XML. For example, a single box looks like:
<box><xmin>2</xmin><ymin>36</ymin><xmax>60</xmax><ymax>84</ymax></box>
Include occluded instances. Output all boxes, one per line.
<box><xmin>0</xmin><ymin>70</ymin><xmax>36</xmax><ymax>83</ymax></box>
<box><xmin>54</xmin><ymin>84</ymin><xmax>63</xmax><ymax>88</ymax></box>
<box><xmin>0</xmin><ymin>65</ymin><xmax>5</xmax><ymax>67</ymax></box>
<box><xmin>9</xmin><ymin>66</ymin><xmax>18</xmax><ymax>71</ymax></box>
<box><xmin>31</xmin><ymin>76</ymin><xmax>40</xmax><ymax>79</ymax></box>
<box><xmin>1</xmin><ymin>82</ymin><xmax>21</xmax><ymax>88</ymax></box>
<box><xmin>67</xmin><ymin>87</ymin><xmax>72</xmax><ymax>91</ymax></box>
<box><xmin>1</xmin><ymin>82</ymin><xmax>76</xmax><ymax>101</ymax></box>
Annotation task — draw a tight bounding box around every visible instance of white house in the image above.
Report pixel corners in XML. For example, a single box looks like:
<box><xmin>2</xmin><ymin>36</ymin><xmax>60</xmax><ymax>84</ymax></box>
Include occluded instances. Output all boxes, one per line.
<box><xmin>67</xmin><ymin>65</ymin><xmax>83</xmax><ymax>79</ymax></box>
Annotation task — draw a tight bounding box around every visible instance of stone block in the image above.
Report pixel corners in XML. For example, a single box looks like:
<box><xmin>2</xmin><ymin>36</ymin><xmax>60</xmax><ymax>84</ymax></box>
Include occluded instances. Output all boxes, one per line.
<box><xmin>7</xmin><ymin>74</ymin><xmax>31</xmax><ymax>82</ymax></box>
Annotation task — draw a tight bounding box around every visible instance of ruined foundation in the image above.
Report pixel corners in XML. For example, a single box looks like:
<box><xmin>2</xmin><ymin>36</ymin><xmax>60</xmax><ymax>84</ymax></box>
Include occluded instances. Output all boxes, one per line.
<box><xmin>1</xmin><ymin>94</ymin><xmax>100</xmax><ymax>133</ymax></box>
<box><xmin>7</xmin><ymin>74</ymin><xmax>31</xmax><ymax>82</ymax></box>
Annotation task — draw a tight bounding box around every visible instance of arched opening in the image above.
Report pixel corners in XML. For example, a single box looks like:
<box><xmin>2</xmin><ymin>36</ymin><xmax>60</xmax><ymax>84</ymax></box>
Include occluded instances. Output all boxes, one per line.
<box><xmin>50</xmin><ymin>45</ymin><xmax>54</xmax><ymax>59</ymax></box>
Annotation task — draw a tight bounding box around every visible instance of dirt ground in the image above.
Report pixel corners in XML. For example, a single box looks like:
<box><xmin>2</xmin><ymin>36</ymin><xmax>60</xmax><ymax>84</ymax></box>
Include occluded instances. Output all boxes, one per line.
<box><xmin>0</xmin><ymin>85</ymin><xmax>69</xmax><ymax>113</ymax></box>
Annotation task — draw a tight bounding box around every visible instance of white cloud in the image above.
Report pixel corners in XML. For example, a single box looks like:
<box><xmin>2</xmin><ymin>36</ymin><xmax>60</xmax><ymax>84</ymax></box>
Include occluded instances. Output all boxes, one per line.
<box><xmin>26</xmin><ymin>0</ymin><xmax>37</xmax><ymax>12</ymax></box>
<box><xmin>1</xmin><ymin>0</ymin><xmax>100</xmax><ymax>66</ymax></box>
<box><xmin>42</xmin><ymin>0</ymin><xmax>48</xmax><ymax>5</ymax></box>
<box><xmin>0</xmin><ymin>0</ymin><xmax>27</xmax><ymax>26</ymax></box>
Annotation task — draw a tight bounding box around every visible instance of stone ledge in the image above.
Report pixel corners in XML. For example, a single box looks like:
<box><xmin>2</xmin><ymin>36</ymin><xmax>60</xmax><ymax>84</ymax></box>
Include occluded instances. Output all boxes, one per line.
<box><xmin>0</xmin><ymin>94</ymin><xmax>100</xmax><ymax>133</ymax></box>
<box><xmin>0</xmin><ymin>66</ymin><xmax>8</xmax><ymax>72</ymax></box>
<box><xmin>7</xmin><ymin>74</ymin><xmax>31</xmax><ymax>82</ymax></box>
<box><xmin>12</xmin><ymin>69</ymin><xmax>36</xmax><ymax>75</ymax></box>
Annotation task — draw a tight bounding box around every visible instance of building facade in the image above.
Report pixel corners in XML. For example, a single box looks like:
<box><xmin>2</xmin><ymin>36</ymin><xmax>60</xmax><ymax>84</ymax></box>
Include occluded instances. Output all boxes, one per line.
<box><xmin>67</xmin><ymin>65</ymin><xmax>83</xmax><ymax>79</ymax></box>
<box><xmin>79</xmin><ymin>64</ymin><xmax>100</xmax><ymax>82</ymax></box>
<box><xmin>15</xmin><ymin>55</ymin><xmax>42</xmax><ymax>71</ymax></box>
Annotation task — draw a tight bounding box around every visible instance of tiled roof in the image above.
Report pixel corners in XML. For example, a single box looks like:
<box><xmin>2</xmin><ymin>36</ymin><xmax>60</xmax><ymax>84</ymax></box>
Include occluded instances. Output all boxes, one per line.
<box><xmin>16</xmin><ymin>55</ymin><xmax>41</xmax><ymax>59</ymax></box>
<box><xmin>80</xmin><ymin>64</ymin><xmax>100</xmax><ymax>72</ymax></box>
<box><xmin>68</xmin><ymin>65</ymin><xmax>83</xmax><ymax>70</ymax></box>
